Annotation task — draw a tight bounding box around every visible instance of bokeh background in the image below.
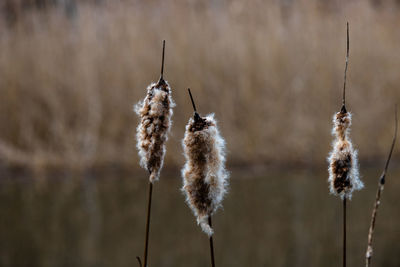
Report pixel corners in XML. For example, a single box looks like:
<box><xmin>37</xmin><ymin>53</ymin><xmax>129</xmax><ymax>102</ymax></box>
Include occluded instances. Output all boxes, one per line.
<box><xmin>0</xmin><ymin>0</ymin><xmax>399</xmax><ymax>266</ymax></box>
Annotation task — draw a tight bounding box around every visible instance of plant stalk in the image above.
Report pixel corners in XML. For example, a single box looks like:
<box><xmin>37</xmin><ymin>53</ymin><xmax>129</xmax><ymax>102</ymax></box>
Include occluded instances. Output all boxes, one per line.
<box><xmin>208</xmin><ymin>217</ymin><xmax>216</xmax><ymax>267</ymax></box>
<box><xmin>137</xmin><ymin>179</ymin><xmax>153</xmax><ymax>267</ymax></box>
<box><xmin>343</xmin><ymin>197</ymin><xmax>347</xmax><ymax>267</ymax></box>
<box><xmin>365</xmin><ymin>106</ymin><xmax>397</xmax><ymax>267</ymax></box>
<box><xmin>143</xmin><ymin>180</ymin><xmax>153</xmax><ymax>267</ymax></box>
<box><xmin>342</xmin><ymin>22</ymin><xmax>349</xmax><ymax>109</ymax></box>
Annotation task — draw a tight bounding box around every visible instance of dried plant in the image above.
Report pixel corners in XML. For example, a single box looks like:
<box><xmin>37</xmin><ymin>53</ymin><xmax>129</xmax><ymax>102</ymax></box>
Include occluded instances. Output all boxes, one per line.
<box><xmin>328</xmin><ymin>111</ymin><xmax>363</xmax><ymax>199</ymax></box>
<box><xmin>135</xmin><ymin>40</ymin><xmax>174</xmax><ymax>267</ymax></box>
<box><xmin>135</xmin><ymin>44</ymin><xmax>175</xmax><ymax>183</ymax></box>
<box><xmin>327</xmin><ymin>23</ymin><xmax>363</xmax><ymax>267</ymax></box>
<box><xmin>182</xmin><ymin>89</ymin><xmax>228</xmax><ymax>266</ymax></box>
<box><xmin>182</xmin><ymin>113</ymin><xmax>228</xmax><ymax>235</ymax></box>
<box><xmin>365</xmin><ymin>106</ymin><xmax>397</xmax><ymax>267</ymax></box>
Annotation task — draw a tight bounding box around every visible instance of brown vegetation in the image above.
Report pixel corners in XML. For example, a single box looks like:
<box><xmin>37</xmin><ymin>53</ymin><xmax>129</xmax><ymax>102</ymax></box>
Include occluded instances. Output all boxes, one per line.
<box><xmin>0</xmin><ymin>0</ymin><xmax>399</xmax><ymax>171</ymax></box>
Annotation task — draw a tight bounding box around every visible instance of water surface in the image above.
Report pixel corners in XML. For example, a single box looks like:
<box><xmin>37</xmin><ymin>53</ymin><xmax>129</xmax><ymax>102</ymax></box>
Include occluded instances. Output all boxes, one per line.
<box><xmin>0</xmin><ymin>166</ymin><xmax>399</xmax><ymax>267</ymax></box>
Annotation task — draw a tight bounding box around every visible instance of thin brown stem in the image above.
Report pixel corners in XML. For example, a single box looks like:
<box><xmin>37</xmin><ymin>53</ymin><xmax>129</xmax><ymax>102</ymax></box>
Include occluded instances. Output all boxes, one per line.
<box><xmin>366</xmin><ymin>106</ymin><xmax>397</xmax><ymax>267</ymax></box>
<box><xmin>143</xmin><ymin>181</ymin><xmax>153</xmax><ymax>267</ymax></box>
<box><xmin>343</xmin><ymin>197</ymin><xmax>347</xmax><ymax>267</ymax></box>
<box><xmin>208</xmin><ymin>217</ymin><xmax>216</xmax><ymax>267</ymax></box>
<box><xmin>188</xmin><ymin>88</ymin><xmax>202</xmax><ymax>122</ymax></box>
<box><xmin>160</xmin><ymin>40</ymin><xmax>165</xmax><ymax>79</ymax></box>
<box><xmin>157</xmin><ymin>40</ymin><xmax>166</xmax><ymax>86</ymax></box>
<box><xmin>136</xmin><ymin>257</ymin><xmax>142</xmax><ymax>267</ymax></box>
<box><xmin>382</xmin><ymin>105</ymin><xmax>397</xmax><ymax>178</ymax></box>
<box><xmin>341</xmin><ymin>22</ymin><xmax>349</xmax><ymax>113</ymax></box>
<box><xmin>137</xmin><ymin>179</ymin><xmax>153</xmax><ymax>267</ymax></box>
<box><xmin>188</xmin><ymin>88</ymin><xmax>197</xmax><ymax>112</ymax></box>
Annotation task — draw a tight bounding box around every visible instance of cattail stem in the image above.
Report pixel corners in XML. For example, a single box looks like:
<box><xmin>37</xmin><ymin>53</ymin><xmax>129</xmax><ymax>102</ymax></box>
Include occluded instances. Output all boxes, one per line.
<box><xmin>188</xmin><ymin>88</ymin><xmax>202</xmax><ymax>122</ymax></box>
<box><xmin>137</xmin><ymin>179</ymin><xmax>153</xmax><ymax>267</ymax></box>
<box><xmin>188</xmin><ymin>88</ymin><xmax>197</xmax><ymax>113</ymax></box>
<box><xmin>135</xmin><ymin>40</ymin><xmax>173</xmax><ymax>267</ymax></box>
<box><xmin>182</xmin><ymin>89</ymin><xmax>228</xmax><ymax>266</ymax></box>
<box><xmin>143</xmin><ymin>180</ymin><xmax>153</xmax><ymax>267</ymax></box>
<box><xmin>342</xmin><ymin>22</ymin><xmax>349</xmax><ymax>112</ymax></box>
<box><xmin>160</xmin><ymin>40</ymin><xmax>165</xmax><ymax>80</ymax></box>
<box><xmin>366</xmin><ymin>184</ymin><xmax>381</xmax><ymax>267</ymax></box>
<box><xmin>136</xmin><ymin>257</ymin><xmax>142</xmax><ymax>267</ymax></box>
<box><xmin>208</xmin><ymin>217</ymin><xmax>216</xmax><ymax>267</ymax></box>
<box><xmin>157</xmin><ymin>40</ymin><xmax>166</xmax><ymax>86</ymax></box>
<box><xmin>365</xmin><ymin>106</ymin><xmax>397</xmax><ymax>267</ymax></box>
<box><xmin>343</xmin><ymin>197</ymin><xmax>347</xmax><ymax>267</ymax></box>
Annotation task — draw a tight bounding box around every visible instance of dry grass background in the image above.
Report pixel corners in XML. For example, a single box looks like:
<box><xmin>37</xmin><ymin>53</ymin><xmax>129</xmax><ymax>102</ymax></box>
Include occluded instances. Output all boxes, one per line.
<box><xmin>1</xmin><ymin>2</ymin><xmax>400</xmax><ymax>266</ymax></box>
<box><xmin>0</xmin><ymin>0</ymin><xmax>400</xmax><ymax>171</ymax></box>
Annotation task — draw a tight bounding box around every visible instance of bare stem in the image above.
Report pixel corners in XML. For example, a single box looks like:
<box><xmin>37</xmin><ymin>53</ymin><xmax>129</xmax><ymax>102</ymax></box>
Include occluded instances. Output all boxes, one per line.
<box><xmin>188</xmin><ymin>88</ymin><xmax>197</xmax><ymax>112</ymax></box>
<box><xmin>208</xmin><ymin>217</ymin><xmax>216</xmax><ymax>267</ymax></box>
<box><xmin>137</xmin><ymin>179</ymin><xmax>154</xmax><ymax>267</ymax></box>
<box><xmin>188</xmin><ymin>88</ymin><xmax>202</xmax><ymax>122</ymax></box>
<box><xmin>143</xmin><ymin>181</ymin><xmax>153</xmax><ymax>267</ymax></box>
<box><xmin>341</xmin><ymin>22</ymin><xmax>349</xmax><ymax>113</ymax></box>
<box><xmin>366</xmin><ymin>106</ymin><xmax>398</xmax><ymax>267</ymax></box>
<box><xmin>161</xmin><ymin>40</ymin><xmax>165</xmax><ymax>79</ymax></box>
<box><xmin>343</xmin><ymin>197</ymin><xmax>347</xmax><ymax>267</ymax></box>
<box><xmin>136</xmin><ymin>257</ymin><xmax>142</xmax><ymax>267</ymax></box>
<box><xmin>136</xmin><ymin>40</ymin><xmax>165</xmax><ymax>267</ymax></box>
<box><xmin>157</xmin><ymin>40</ymin><xmax>166</xmax><ymax>86</ymax></box>
<box><xmin>382</xmin><ymin>106</ymin><xmax>397</xmax><ymax>178</ymax></box>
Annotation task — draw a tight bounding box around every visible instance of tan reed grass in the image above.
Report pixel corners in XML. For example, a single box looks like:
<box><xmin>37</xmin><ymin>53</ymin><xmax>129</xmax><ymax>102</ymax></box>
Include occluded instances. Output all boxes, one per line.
<box><xmin>365</xmin><ymin>106</ymin><xmax>397</xmax><ymax>267</ymax></box>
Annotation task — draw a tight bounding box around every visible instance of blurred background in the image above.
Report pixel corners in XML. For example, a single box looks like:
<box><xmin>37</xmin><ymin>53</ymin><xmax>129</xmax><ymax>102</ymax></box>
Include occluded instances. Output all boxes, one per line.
<box><xmin>0</xmin><ymin>0</ymin><xmax>399</xmax><ymax>266</ymax></box>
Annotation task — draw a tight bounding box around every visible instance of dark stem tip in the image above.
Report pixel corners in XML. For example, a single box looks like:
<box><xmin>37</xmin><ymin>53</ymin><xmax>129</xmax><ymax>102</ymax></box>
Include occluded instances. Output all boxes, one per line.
<box><xmin>380</xmin><ymin>174</ymin><xmax>386</xmax><ymax>185</ymax></box>
<box><xmin>136</xmin><ymin>256</ymin><xmax>142</xmax><ymax>267</ymax></box>
<box><xmin>157</xmin><ymin>76</ymin><xmax>166</xmax><ymax>87</ymax></box>
<box><xmin>155</xmin><ymin>40</ymin><xmax>167</xmax><ymax>87</ymax></box>
<box><xmin>342</xmin><ymin>22</ymin><xmax>350</xmax><ymax>110</ymax></box>
<box><xmin>188</xmin><ymin>88</ymin><xmax>197</xmax><ymax>112</ymax></box>
<box><xmin>194</xmin><ymin>112</ymin><xmax>202</xmax><ymax>122</ymax></box>
<box><xmin>187</xmin><ymin>88</ymin><xmax>204</xmax><ymax>123</ymax></box>
<box><xmin>160</xmin><ymin>40</ymin><xmax>165</xmax><ymax>79</ymax></box>
<box><xmin>341</xmin><ymin>104</ymin><xmax>347</xmax><ymax>114</ymax></box>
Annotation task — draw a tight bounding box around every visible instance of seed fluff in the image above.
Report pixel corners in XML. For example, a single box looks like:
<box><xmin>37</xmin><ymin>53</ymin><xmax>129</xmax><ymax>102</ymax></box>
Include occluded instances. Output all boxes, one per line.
<box><xmin>328</xmin><ymin>110</ymin><xmax>363</xmax><ymax>199</ymax></box>
<box><xmin>182</xmin><ymin>113</ymin><xmax>229</xmax><ymax>236</ymax></box>
<box><xmin>135</xmin><ymin>79</ymin><xmax>175</xmax><ymax>183</ymax></box>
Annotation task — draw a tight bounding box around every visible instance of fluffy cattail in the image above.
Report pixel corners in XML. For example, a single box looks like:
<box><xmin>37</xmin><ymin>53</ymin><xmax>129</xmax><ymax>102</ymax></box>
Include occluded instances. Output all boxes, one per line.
<box><xmin>135</xmin><ymin>79</ymin><xmax>175</xmax><ymax>183</ymax></box>
<box><xmin>328</xmin><ymin>110</ymin><xmax>363</xmax><ymax>199</ymax></box>
<box><xmin>135</xmin><ymin>41</ymin><xmax>173</xmax><ymax>267</ymax></box>
<box><xmin>182</xmin><ymin>113</ymin><xmax>229</xmax><ymax>236</ymax></box>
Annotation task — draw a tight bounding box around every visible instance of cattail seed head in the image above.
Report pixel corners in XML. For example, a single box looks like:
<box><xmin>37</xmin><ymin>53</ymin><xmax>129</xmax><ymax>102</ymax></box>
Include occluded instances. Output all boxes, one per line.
<box><xmin>182</xmin><ymin>114</ymin><xmax>229</xmax><ymax>236</ymax></box>
<box><xmin>135</xmin><ymin>80</ymin><xmax>175</xmax><ymax>183</ymax></box>
<box><xmin>328</xmin><ymin>111</ymin><xmax>363</xmax><ymax>199</ymax></box>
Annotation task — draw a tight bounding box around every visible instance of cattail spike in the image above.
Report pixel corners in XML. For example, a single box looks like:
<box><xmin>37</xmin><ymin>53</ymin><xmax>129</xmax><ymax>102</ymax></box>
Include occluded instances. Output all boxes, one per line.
<box><xmin>188</xmin><ymin>88</ymin><xmax>202</xmax><ymax>122</ymax></box>
<box><xmin>328</xmin><ymin>22</ymin><xmax>362</xmax><ymax>200</ymax></box>
<box><xmin>135</xmin><ymin>64</ymin><xmax>175</xmax><ymax>182</ymax></box>
<box><xmin>182</xmin><ymin>113</ymin><xmax>229</xmax><ymax>236</ymax></box>
<box><xmin>342</xmin><ymin>22</ymin><xmax>349</xmax><ymax>110</ymax></box>
<box><xmin>328</xmin><ymin>111</ymin><xmax>363</xmax><ymax>199</ymax></box>
<box><xmin>161</xmin><ymin>40</ymin><xmax>165</xmax><ymax>79</ymax></box>
<box><xmin>157</xmin><ymin>40</ymin><xmax>166</xmax><ymax>86</ymax></box>
<box><xmin>135</xmin><ymin>41</ymin><xmax>174</xmax><ymax>267</ymax></box>
<box><xmin>188</xmin><ymin>88</ymin><xmax>197</xmax><ymax>112</ymax></box>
